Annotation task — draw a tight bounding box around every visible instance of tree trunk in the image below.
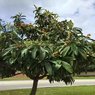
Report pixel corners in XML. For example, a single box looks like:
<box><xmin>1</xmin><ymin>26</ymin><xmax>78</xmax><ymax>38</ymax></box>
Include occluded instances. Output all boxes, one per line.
<box><xmin>30</xmin><ymin>79</ymin><xmax>38</xmax><ymax>95</ymax></box>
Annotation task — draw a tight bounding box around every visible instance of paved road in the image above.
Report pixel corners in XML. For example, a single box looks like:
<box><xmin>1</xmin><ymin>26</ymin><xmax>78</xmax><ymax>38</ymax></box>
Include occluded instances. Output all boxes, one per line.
<box><xmin>0</xmin><ymin>79</ymin><xmax>95</xmax><ymax>91</ymax></box>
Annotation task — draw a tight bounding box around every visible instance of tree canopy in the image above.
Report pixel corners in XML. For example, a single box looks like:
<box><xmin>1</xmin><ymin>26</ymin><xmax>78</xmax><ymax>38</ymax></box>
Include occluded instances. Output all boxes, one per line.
<box><xmin>0</xmin><ymin>6</ymin><xmax>95</xmax><ymax>95</ymax></box>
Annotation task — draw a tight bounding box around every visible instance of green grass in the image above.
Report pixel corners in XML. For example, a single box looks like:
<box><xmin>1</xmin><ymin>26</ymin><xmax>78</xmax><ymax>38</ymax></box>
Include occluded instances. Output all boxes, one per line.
<box><xmin>74</xmin><ymin>76</ymin><xmax>95</xmax><ymax>79</ymax></box>
<box><xmin>0</xmin><ymin>86</ymin><xmax>95</xmax><ymax>95</ymax></box>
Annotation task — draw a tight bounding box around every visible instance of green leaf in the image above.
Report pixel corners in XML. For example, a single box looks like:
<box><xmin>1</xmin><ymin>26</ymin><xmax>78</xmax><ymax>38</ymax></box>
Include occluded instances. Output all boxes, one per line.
<box><xmin>45</xmin><ymin>62</ymin><xmax>52</xmax><ymax>75</ymax></box>
<box><xmin>21</xmin><ymin>48</ymin><xmax>28</xmax><ymax>57</ymax></box>
<box><xmin>71</xmin><ymin>44</ymin><xmax>78</xmax><ymax>55</ymax></box>
<box><xmin>58</xmin><ymin>45</ymin><xmax>65</xmax><ymax>52</ymax></box>
<box><xmin>68</xmin><ymin>20</ymin><xmax>74</xmax><ymax>29</ymax></box>
<box><xmin>73</xmin><ymin>27</ymin><xmax>82</xmax><ymax>34</ymax></box>
<box><xmin>62</xmin><ymin>61</ymin><xmax>73</xmax><ymax>73</ymax></box>
<box><xmin>63</xmin><ymin>57</ymin><xmax>75</xmax><ymax>61</ymax></box>
<box><xmin>62</xmin><ymin>46</ymin><xmax>70</xmax><ymax>57</ymax></box>
<box><xmin>78</xmin><ymin>49</ymin><xmax>87</xmax><ymax>59</ymax></box>
<box><xmin>3</xmin><ymin>47</ymin><xmax>13</xmax><ymax>57</ymax></box>
<box><xmin>9</xmin><ymin>58</ymin><xmax>17</xmax><ymax>64</ymax></box>
<box><xmin>39</xmin><ymin>47</ymin><xmax>47</xmax><ymax>60</ymax></box>
<box><xmin>32</xmin><ymin>47</ymin><xmax>38</xmax><ymax>59</ymax></box>
<box><xmin>51</xmin><ymin>60</ymin><xmax>62</xmax><ymax>70</ymax></box>
<box><xmin>84</xmin><ymin>46</ymin><xmax>90</xmax><ymax>52</ymax></box>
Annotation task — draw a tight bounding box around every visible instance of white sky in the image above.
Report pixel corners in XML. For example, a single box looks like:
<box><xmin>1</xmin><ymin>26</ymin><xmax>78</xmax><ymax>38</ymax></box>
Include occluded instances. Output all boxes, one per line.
<box><xmin>0</xmin><ymin>0</ymin><xmax>95</xmax><ymax>39</ymax></box>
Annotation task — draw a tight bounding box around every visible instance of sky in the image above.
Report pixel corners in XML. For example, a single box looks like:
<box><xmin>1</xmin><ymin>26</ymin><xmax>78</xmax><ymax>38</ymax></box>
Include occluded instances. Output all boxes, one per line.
<box><xmin>0</xmin><ymin>0</ymin><xmax>95</xmax><ymax>39</ymax></box>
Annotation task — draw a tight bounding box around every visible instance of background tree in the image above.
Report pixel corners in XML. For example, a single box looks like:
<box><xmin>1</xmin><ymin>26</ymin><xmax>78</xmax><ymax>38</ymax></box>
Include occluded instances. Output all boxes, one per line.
<box><xmin>0</xmin><ymin>20</ymin><xmax>20</xmax><ymax>78</ymax></box>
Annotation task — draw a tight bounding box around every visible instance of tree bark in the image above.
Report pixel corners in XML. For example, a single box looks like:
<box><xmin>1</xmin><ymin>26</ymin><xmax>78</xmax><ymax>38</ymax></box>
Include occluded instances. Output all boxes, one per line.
<box><xmin>30</xmin><ymin>79</ymin><xmax>38</xmax><ymax>95</ymax></box>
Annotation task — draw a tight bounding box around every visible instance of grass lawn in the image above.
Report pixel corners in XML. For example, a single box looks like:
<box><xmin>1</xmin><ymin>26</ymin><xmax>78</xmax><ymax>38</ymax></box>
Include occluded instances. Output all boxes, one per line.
<box><xmin>0</xmin><ymin>86</ymin><xmax>95</xmax><ymax>95</ymax></box>
<box><xmin>74</xmin><ymin>76</ymin><xmax>95</xmax><ymax>79</ymax></box>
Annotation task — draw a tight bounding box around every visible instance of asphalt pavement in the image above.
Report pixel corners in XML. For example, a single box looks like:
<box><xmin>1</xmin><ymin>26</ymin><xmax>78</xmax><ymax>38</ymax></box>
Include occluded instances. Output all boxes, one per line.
<box><xmin>0</xmin><ymin>79</ymin><xmax>95</xmax><ymax>91</ymax></box>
